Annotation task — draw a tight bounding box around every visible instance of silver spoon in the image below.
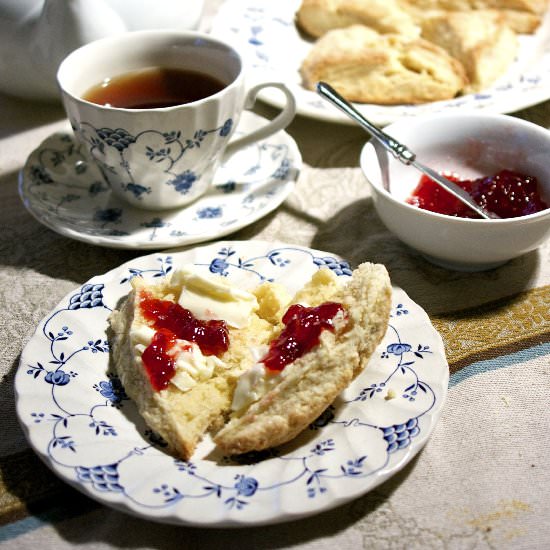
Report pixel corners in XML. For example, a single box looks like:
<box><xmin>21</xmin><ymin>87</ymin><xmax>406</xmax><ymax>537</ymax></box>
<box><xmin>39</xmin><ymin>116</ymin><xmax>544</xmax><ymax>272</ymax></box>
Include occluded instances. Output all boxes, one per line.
<box><xmin>316</xmin><ymin>81</ymin><xmax>500</xmax><ymax>220</ymax></box>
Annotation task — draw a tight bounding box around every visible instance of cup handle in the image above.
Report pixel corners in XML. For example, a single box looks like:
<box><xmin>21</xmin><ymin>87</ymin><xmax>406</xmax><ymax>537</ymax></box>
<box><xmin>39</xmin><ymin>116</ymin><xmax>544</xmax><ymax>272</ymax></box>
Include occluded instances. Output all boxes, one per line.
<box><xmin>223</xmin><ymin>82</ymin><xmax>296</xmax><ymax>158</ymax></box>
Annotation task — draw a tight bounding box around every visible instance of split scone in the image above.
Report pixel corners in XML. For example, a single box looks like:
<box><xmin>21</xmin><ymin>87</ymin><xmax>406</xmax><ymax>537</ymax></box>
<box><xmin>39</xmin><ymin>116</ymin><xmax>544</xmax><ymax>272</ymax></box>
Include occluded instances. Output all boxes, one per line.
<box><xmin>420</xmin><ymin>11</ymin><xmax>518</xmax><ymax>93</ymax></box>
<box><xmin>300</xmin><ymin>24</ymin><xmax>468</xmax><ymax>104</ymax></box>
<box><xmin>296</xmin><ymin>0</ymin><xmax>420</xmax><ymax>38</ymax></box>
<box><xmin>109</xmin><ymin>262</ymin><xmax>391</xmax><ymax>458</ymax></box>
<box><xmin>214</xmin><ymin>263</ymin><xmax>392</xmax><ymax>455</ymax></box>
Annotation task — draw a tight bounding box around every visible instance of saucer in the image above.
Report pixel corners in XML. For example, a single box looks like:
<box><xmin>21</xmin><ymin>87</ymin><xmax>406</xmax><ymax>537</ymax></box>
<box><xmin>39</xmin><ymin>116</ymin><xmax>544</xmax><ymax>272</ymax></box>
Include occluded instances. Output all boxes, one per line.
<box><xmin>19</xmin><ymin>111</ymin><xmax>301</xmax><ymax>249</ymax></box>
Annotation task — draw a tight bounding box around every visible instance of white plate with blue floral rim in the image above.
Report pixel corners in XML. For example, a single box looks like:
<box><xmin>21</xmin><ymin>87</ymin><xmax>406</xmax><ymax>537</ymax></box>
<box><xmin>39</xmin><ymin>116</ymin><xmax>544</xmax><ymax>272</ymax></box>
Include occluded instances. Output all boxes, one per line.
<box><xmin>211</xmin><ymin>0</ymin><xmax>550</xmax><ymax>125</ymax></box>
<box><xmin>15</xmin><ymin>240</ymin><xmax>449</xmax><ymax>526</ymax></box>
<box><xmin>18</xmin><ymin>111</ymin><xmax>300</xmax><ymax>249</ymax></box>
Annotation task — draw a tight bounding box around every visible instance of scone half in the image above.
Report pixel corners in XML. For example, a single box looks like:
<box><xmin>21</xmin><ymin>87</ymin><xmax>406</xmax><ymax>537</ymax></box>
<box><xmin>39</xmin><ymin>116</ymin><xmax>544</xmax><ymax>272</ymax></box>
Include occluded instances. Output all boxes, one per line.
<box><xmin>109</xmin><ymin>271</ymin><xmax>275</xmax><ymax>460</ymax></box>
<box><xmin>214</xmin><ymin>262</ymin><xmax>392</xmax><ymax>456</ymax></box>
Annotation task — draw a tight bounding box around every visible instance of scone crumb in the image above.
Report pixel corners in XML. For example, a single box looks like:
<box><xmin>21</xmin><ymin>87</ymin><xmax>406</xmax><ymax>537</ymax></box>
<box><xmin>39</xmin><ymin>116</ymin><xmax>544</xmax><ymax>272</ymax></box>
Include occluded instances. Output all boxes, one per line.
<box><xmin>254</xmin><ymin>282</ymin><xmax>291</xmax><ymax>324</ymax></box>
<box><xmin>292</xmin><ymin>267</ymin><xmax>342</xmax><ymax>305</ymax></box>
<box><xmin>385</xmin><ymin>388</ymin><xmax>396</xmax><ymax>401</ymax></box>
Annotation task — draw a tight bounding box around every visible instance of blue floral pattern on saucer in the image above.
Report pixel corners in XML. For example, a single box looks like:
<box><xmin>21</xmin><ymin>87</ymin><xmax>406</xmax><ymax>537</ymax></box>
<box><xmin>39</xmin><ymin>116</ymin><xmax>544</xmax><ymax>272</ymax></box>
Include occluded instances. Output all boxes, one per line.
<box><xmin>211</xmin><ymin>0</ymin><xmax>550</xmax><ymax>125</ymax></box>
<box><xmin>18</xmin><ymin>112</ymin><xmax>300</xmax><ymax>249</ymax></box>
<box><xmin>15</xmin><ymin>240</ymin><xmax>449</xmax><ymax>527</ymax></box>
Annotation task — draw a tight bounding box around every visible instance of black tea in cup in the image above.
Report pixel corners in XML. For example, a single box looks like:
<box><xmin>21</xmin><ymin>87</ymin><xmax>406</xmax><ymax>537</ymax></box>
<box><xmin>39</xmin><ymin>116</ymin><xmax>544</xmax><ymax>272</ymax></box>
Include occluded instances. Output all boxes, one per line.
<box><xmin>82</xmin><ymin>67</ymin><xmax>226</xmax><ymax>108</ymax></box>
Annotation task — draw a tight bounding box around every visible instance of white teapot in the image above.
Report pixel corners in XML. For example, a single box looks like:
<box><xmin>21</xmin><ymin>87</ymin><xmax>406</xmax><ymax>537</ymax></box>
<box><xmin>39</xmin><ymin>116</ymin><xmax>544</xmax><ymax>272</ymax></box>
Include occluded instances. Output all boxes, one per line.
<box><xmin>0</xmin><ymin>0</ymin><xmax>204</xmax><ymax>101</ymax></box>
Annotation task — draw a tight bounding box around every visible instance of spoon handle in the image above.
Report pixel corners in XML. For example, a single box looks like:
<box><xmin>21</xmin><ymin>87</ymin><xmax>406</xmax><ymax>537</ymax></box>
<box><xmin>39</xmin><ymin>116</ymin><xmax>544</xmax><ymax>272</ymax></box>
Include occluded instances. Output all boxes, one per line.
<box><xmin>316</xmin><ymin>81</ymin><xmax>500</xmax><ymax>220</ymax></box>
<box><xmin>316</xmin><ymin>81</ymin><xmax>416</xmax><ymax>164</ymax></box>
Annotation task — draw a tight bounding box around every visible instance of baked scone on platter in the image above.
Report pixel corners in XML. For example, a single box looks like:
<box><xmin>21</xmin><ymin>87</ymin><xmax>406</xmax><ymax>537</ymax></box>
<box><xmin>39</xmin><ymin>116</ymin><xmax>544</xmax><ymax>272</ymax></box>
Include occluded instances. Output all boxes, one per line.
<box><xmin>398</xmin><ymin>0</ymin><xmax>547</xmax><ymax>34</ymax></box>
<box><xmin>300</xmin><ymin>24</ymin><xmax>468</xmax><ymax>104</ymax></box>
<box><xmin>296</xmin><ymin>0</ymin><xmax>420</xmax><ymax>37</ymax></box>
<box><xmin>420</xmin><ymin>10</ymin><xmax>518</xmax><ymax>93</ymax></box>
<box><xmin>296</xmin><ymin>0</ymin><xmax>546</xmax><ymax>36</ymax></box>
<box><xmin>109</xmin><ymin>261</ymin><xmax>391</xmax><ymax>459</ymax></box>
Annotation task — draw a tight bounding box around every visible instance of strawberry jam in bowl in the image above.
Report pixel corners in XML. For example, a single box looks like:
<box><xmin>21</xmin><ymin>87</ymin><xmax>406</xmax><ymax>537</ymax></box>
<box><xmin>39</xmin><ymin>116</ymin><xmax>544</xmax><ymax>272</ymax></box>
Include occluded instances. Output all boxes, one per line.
<box><xmin>360</xmin><ymin>112</ymin><xmax>550</xmax><ymax>271</ymax></box>
<box><xmin>407</xmin><ymin>170</ymin><xmax>548</xmax><ymax>219</ymax></box>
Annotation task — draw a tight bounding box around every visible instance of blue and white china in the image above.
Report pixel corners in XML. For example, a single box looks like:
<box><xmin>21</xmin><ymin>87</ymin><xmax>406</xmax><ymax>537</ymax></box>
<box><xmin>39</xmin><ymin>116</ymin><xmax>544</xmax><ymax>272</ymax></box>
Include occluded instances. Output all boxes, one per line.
<box><xmin>0</xmin><ymin>0</ymin><xmax>204</xmax><ymax>101</ymax></box>
<box><xmin>57</xmin><ymin>30</ymin><xmax>296</xmax><ymax>210</ymax></box>
<box><xmin>18</xmin><ymin>112</ymin><xmax>300</xmax><ymax>249</ymax></box>
<box><xmin>211</xmin><ymin>0</ymin><xmax>550</xmax><ymax>125</ymax></box>
<box><xmin>15</xmin><ymin>240</ymin><xmax>449</xmax><ymax>526</ymax></box>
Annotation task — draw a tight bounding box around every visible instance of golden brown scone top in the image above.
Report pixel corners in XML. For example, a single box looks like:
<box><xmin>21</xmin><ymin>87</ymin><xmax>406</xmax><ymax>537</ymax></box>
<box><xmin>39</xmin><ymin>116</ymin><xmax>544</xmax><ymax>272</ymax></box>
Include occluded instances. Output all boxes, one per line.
<box><xmin>297</xmin><ymin>0</ymin><xmax>546</xmax><ymax>37</ymax></box>
<box><xmin>420</xmin><ymin>10</ymin><xmax>518</xmax><ymax>92</ymax></box>
<box><xmin>398</xmin><ymin>0</ymin><xmax>546</xmax><ymax>33</ymax></box>
<box><xmin>300</xmin><ymin>25</ymin><xmax>468</xmax><ymax>104</ymax></box>
<box><xmin>297</xmin><ymin>0</ymin><xmax>420</xmax><ymax>37</ymax></box>
<box><xmin>398</xmin><ymin>0</ymin><xmax>546</xmax><ymax>15</ymax></box>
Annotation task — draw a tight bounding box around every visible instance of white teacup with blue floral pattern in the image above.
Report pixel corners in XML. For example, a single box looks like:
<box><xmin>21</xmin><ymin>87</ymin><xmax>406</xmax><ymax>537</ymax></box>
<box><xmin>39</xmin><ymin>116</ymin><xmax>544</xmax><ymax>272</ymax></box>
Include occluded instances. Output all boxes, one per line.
<box><xmin>57</xmin><ymin>30</ymin><xmax>296</xmax><ymax>211</ymax></box>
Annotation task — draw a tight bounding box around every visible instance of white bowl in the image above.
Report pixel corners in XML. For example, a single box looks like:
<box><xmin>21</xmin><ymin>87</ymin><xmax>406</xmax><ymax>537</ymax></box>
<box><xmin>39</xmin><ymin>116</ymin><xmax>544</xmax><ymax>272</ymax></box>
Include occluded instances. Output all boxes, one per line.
<box><xmin>360</xmin><ymin>112</ymin><xmax>550</xmax><ymax>271</ymax></box>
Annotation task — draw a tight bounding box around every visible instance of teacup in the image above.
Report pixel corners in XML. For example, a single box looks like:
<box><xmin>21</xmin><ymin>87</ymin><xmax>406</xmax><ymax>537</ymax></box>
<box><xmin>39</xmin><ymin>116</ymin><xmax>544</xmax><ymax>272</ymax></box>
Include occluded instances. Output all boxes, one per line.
<box><xmin>57</xmin><ymin>30</ymin><xmax>296</xmax><ymax>211</ymax></box>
